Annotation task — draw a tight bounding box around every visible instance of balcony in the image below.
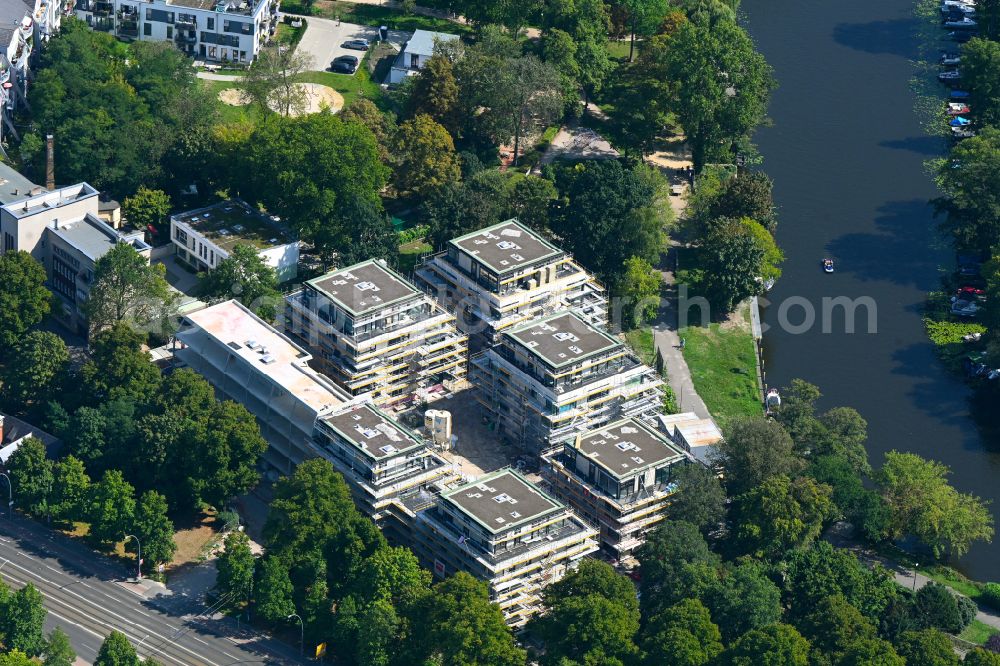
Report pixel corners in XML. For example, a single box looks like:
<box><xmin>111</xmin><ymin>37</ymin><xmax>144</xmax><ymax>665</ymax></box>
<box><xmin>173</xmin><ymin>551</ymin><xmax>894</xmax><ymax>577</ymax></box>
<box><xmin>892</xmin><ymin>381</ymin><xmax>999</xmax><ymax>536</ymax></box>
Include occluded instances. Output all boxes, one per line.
<box><xmin>93</xmin><ymin>17</ymin><xmax>114</xmax><ymax>31</ymax></box>
<box><xmin>175</xmin><ymin>31</ymin><xmax>197</xmax><ymax>43</ymax></box>
<box><xmin>93</xmin><ymin>0</ymin><xmax>113</xmax><ymax>14</ymax></box>
<box><xmin>176</xmin><ymin>16</ymin><xmax>196</xmax><ymax>27</ymax></box>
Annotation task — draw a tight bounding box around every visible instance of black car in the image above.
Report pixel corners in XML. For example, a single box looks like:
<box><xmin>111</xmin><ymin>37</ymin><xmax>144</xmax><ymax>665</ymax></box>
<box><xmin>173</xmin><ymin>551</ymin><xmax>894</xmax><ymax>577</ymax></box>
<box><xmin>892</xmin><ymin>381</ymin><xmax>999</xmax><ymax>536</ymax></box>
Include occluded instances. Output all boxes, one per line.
<box><xmin>341</xmin><ymin>39</ymin><xmax>370</xmax><ymax>50</ymax></box>
<box><xmin>331</xmin><ymin>55</ymin><xmax>358</xmax><ymax>73</ymax></box>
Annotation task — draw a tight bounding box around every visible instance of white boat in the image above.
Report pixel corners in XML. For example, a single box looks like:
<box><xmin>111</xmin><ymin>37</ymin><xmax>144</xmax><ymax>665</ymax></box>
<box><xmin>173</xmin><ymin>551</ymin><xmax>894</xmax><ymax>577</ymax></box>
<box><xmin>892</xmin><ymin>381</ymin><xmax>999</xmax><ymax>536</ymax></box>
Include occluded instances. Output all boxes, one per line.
<box><xmin>941</xmin><ymin>53</ymin><xmax>962</xmax><ymax>65</ymax></box>
<box><xmin>765</xmin><ymin>388</ymin><xmax>781</xmax><ymax>411</ymax></box>
<box><xmin>822</xmin><ymin>258</ymin><xmax>835</xmax><ymax>273</ymax></box>
<box><xmin>939</xmin><ymin>69</ymin><xmax>962</xmax><ymax>81</ymax></box>
<box><xmin>944</xmin><ymin>16</ymin><xmax>977</xmax><ymax>28</ymax></box>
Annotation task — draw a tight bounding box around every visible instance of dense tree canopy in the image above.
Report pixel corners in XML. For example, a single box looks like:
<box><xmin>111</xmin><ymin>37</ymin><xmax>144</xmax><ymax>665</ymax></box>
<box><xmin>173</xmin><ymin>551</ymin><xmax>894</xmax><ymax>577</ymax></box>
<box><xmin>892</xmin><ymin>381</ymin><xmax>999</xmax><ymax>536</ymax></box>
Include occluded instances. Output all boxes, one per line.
<box><xmin>0</xmin><ymin>251</ymin><xmax>52</xmax><ymax>350</ymax></box>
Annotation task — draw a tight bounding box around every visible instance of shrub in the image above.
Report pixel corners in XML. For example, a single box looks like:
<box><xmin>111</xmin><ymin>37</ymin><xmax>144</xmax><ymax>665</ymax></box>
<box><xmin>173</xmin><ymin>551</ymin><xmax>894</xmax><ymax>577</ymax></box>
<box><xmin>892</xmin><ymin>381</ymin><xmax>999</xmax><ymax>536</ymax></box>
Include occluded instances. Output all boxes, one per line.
<box><xmin>986</xmin><ymin>633</ymin><xmax>1000</xmax><ymax>653</ymax></box>
<box><xmin>913</xmin><ymin>583</ymin><xmax>962</xmax><ymax>634</ymax></box>
<box><xmin>957</xmin><ymin>593</ymin><xmax>979</xmax><ymax>630</ymax></box>
<box><xmin>983</xmin><ymin>583</ymin><xmax>1000</xmax><ymax>611</ymax></box>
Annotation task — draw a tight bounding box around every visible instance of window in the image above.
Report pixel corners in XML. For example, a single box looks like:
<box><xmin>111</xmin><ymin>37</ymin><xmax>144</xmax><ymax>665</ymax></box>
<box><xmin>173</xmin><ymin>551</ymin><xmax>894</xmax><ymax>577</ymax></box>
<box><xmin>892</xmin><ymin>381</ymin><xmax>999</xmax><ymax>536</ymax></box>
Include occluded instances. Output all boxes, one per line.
<box><xmin>174</xmin><ymin>228</ymin><xmax>187</xmax><ymax>244</ymax></box>
<box><xmin>166</xmin><ymin>26</ymin><xmax>173</xmax><ymax>38</ymax></box>
<box><xmin>145</xmin><ymin>8</ymin><xmax>173</xmax><ymax>22</ymax></box>
<box><xmin>143</xmin><ymin>22</ymin><xmax>151</xmax><ymax>35</ymax></box>
<box><xmin>3</xmin><ymin>232</ymin><xmax>13</xmax><ymax>252</ymax></box>
<box><xmin>207</xmin><ymin>16</ymin><xmax>214</xmax><ymax>29</ymax></box>
<box><xmin>223</xmin><ymin>19</ymin><xmax>252</xmax><ymax>34</ymax></box>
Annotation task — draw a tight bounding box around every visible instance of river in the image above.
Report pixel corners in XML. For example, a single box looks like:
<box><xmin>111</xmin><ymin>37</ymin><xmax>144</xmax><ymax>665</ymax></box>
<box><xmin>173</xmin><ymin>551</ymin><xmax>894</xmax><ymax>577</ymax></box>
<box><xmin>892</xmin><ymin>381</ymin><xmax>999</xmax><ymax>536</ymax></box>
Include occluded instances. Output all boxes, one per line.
<box><xmin>743</xmin><ymin>0</ymin><xmax>1000</xmax><ymax>579</ymax></box>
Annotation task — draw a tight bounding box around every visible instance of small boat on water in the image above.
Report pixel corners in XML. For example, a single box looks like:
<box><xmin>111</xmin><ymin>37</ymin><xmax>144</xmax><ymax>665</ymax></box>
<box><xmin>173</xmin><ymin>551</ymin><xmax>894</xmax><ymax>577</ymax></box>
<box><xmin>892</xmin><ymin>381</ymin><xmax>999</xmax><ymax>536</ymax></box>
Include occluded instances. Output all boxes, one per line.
<box><xmin>822</xmin><ymin>258</ymin><xmax>835</xmax><ymax>273</ymax></box>
<box><xmin>949</xmin><ymin>29</ymin><xmax>976</xmax><ymax>41</ymax></box>
<box><xmin>941</xmin><ymin>52</ymin><xmax>962</xmax><ymax>65</ymax></box>
<box><xmin>765</xmin><ymin>388</ymin><xmax>781</xmax><ymax>412</ymax></box>
<box><xmin>948</xmin><ymin>102</ymin><xmax>971</xmax><ymax>115</ymax></box>
<box><xmin>939</xmin><ymin>69</ymin><xmax>962</xmax><ymax>81</ymax></box>
<box><xmin>944</xmin><ymin>16</ymin><xmax>977</xmax><ymax>28</ymax></box>
<box><xmin>951</xmin><ymin>127</ymin><xmax>977</xmax><ymax>139</ymax></box>
<box><xmin>950</xmin><ymin>116</ymin><xmax>972</xmax><ymax>126</ymax></box>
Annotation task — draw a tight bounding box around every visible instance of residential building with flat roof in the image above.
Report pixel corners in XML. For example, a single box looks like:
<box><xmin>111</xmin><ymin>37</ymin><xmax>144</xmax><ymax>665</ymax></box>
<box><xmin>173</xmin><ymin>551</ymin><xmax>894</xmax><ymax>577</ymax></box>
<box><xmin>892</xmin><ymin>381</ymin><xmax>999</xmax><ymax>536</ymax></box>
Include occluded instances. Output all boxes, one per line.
<box><xmin>312</xmin><ymin>402</ymin><xmax>456</xmax><ymax>527</ymax></box>
<box><xmin>74</xmin><ymin>0</ymin><xmax>277</xmax><ymax>63</ymax></box>
<box><xmin>174</xmin><ymin>299</ymin><xmax>355</xmax><ymax>472</ymax></box>
<box><xmin>415</xmin><ymin>219</ymin><xmax>606</xmax><ymax>350</ymax></box>
<box><xmin>410</xmin><ymin>469</ymin><xmax>597</xmax><ymax>627</ymax></box>
<box><xmin>542</xmin><ymin>417</ymin><xmax>687</xmax><ymax>559</ymax></box>
<box><xmin>170</xmin><ymin>199</ymin><xmax>299</xmax><ymax>281</ymax></box>
<box><xmin>0</xmin><ymin>181</ymin><xmax>151</xmax><ymax>333</ymax></box>
<box><xmin>285</xmin><ymin>259</ymin><xmax>468</xmax><ymax>407</ymax></box>
<box><xmin>468</xmin><ymin>311</ymin><xmax>662</xmax><ymax>457</ymax></box>
<box><xmin>657</xmin><ymin>412</ymin><xmax>723</xmax><ymax>465</ymax></box>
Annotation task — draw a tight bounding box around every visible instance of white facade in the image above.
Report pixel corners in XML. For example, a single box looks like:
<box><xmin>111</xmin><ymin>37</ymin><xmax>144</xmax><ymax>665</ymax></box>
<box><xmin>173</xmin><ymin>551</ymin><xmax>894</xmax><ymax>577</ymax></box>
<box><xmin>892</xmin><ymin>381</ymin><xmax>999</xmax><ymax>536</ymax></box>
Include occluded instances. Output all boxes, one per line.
<box><xmin>388</xmin><ymin>29</ymin><xmax>459</xmax><ymax>85</ymax></box>
<box><xmin>75</xmin><ymin>0</ymin><xmax>278</xmax><ymax>63</ymax></box>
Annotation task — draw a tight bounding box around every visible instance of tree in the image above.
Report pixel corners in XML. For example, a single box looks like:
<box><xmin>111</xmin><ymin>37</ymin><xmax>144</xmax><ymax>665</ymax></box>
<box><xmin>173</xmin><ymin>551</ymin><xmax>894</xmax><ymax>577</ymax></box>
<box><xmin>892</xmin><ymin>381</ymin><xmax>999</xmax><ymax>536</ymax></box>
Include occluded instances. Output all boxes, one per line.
<box><xmin>84</xmin><ymin>244</ymin><xmax>173</xmax><ymax>336</ymax></box>
<box><xmin>551</xmin><ymin>159</ymin><xmax>663</xmax><ymax>283</ymax></box>
<box><xmin>0</xmin><ymin>652</ymin><xmax>34</xmax><ymax>666</ymax></box>
<box><xmin>703</xmin><ymin>562</ymin><xmax>782</xmax><ymax>642</ymax></box>
<box><xmin>328</xmin><ymin>197</ymin><xmax>398</xmax><ymax>267</ymax></box>
<box><xmin>642</xmin><ymin>16</ymin><xmax>775</xmax><ymax>170</ymax></box>
<box><xmin>238</xmin><ymin>46</ymin><xmax>315</xmax><ymax>117</ymax></box>
<box><xmin>133</xmin><ymin>491</ymin><xmax>176</xmax><ymax>567</ymax></box>
<box><xmin>0</xmin><ymin>251</ymin><xmax>52</xmax><ymax>349</ymax></box>
<box><xmin>216</xmin><ymin>530</ymin><xmax>255</xmax><ymax>610</ymax></box>
<box><xmin>636</xmin><ymin>520</ymin><xmax>719</xmax><ymax>617</ymax></box>
<box><xmin>264</xmin><ymin>459</ymin><xmax>360</xmax><ymax>565</ymax></box>
<box><xmin>741</xmin><ymin>218</ymin><xmax>783</xmax><ymax>284</ymax></box>
<box><xmin>715</xmin><ymin>418</ymin><xmax>803</xmax><ymax>496</ymax></box>
<box><xmin>87</xmin><ymin>470</ymin><xmax>136</xmax><ymax>547</ymax></box>
<box><xmin>967</xmin><ymin>649</ymin><xmax>1000</xmax><ymax>666</ymax></box>
<box><xmin>183</xmin><ymin>400</ymin><xmax>266</xmax><ymax>509</ymax></box>
<box><xmin>122</xmin><ymin>187</ymin><xmax>172</xmax><ymax>236</ymax></box>
<box><xmin>664</xmin><ymin>462</ymin><xmax>727</xmax><ymax>536</ymax></box>
<box><xmin>403</xmin><ymin>572</ymin><xmax>526</xmax><ymax>666</ymax></box>
<box><xmin>718</xmin><ymin>623</ymin><xmax>810</xmax><ymax>666</ymax></box>
<box><xmin>509</xmin><ymin>176</ymin><xmax>558</xmax><ymax>231</ymax></box>
<box><xmin>393</xmin><ymin>114</ymin><xmax>462</xmax><ymax>197</ymax></box>
<box><xmin>94</xmin><ymin>631</ymin><xmax>139</xmax><ymax>666</ymax></box>
<box><xmin>935</xmin><ymin>127</ymin><xmax>1000</xmax><ymax>249</ymax></box>
<box><xmin>7</xmin><ymin>437</ymin><xmax>54</xmax><ymax>517</ymax></box>
<box><xmin>912</xmin><ymin>583</ymin><xmax>964</xmax><ymax>633</ymax></box>
<box><xmin>254</xmin><ymin>556</ymin><xmax>295</xmax><ymax>624</ymax></box>
<box><xmin>700</xmin><ymin>217</ymin><xmax>767</xmax><ymax>312</ymax></box>
<box><xmin>707</xmin><ymin>171</ymin><xmax>778</xmax><ymax>232</ymax></box>
<box><xmin>838</xmin><ymin>638</ymin><xmax>905</xmax><ymax>666</ymax></box>
<box><xmin>960</xmin><ymin>38</ymin><xmax>1000</xmax><ymax>128</ymax></box>
<box><xmin>795</xmin><ymin>594</ymin><xmax>876</xmax><ymax>659</ymax></box>
<box><xmin>783</xmin><ymin>542</ymin><xmax>898</xmax><ymax>623</ymax></box>
<box><xmin>2</xmin><ymin>583</ymin><xmax>47</xmax><ymax>656</ymax></box>
<box><xmin>641</xmin><ymin>598</ymin><xmax>723</xmax><ymax>666</ymax></box>
<box><xmin>895</xmin><ymin>629</ymin><xmax>960</xmax><ymax>666</ymax></box>
<box><xmin>407</xmin><ymin>54</ymin><xmax>460</xmax><ymax>132</ymax></box>
<box><xmin>621</xmin><ymin>0</ymin><xmax>670</xmax><ymax>61</ymax></box>
<box><xmin>731</xmin><ymin>475</ymin><xmax>834</xmax><ymax>559</ymax></box>
<box><xmin>616</xmin><ymin>256</ymin><xmax>661</xmax><ymax>330</ymax></box>
<box><xmin>876</xmin><ymin>451</ymin><xmax>994</xmax><ymax>558</ymax></box>
<box><xmin>198</xmin><ymin>244</ymin><xmax>281</xmax><ymax>319</ymax></box>
<box><xmin>0</xmin><ymin>331</ymin><xmax>69</xmax><ymax>418</ymax></box>
<box><xmin>340</xmin><ymin>98</ymin><xmax>396</xmax><ymax>164</ymax></box>
<box><xmin>422</xmin><ymin>171</ymin><xmax>515</xmax><ymax>249</ymax></box>
<box><xmin>80</xmin><ymin>324</ymin><xmax>162</xmax><ymax>404</ymax></box>
<box><xmin>238</xmin><ymin>113</ymin><xmax>388</xmax><ymax>255</ymax></box>
<box><xmin>42</xmin><ymin>627</ymin><xmax>77</xmax><ymax>666</ymax></box>
<box><xmin>530</xmin><ymin>560</ymin><xmax>640</xmax><ymax>665</ymax></box>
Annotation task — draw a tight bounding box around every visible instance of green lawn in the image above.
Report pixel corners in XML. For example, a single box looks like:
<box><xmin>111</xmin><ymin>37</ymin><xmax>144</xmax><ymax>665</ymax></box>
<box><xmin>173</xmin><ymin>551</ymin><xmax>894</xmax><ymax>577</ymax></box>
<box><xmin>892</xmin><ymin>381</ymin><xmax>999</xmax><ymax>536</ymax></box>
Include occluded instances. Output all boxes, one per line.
<box><xmin>625</xmin><ymin>327</ymin><xmax>656</xmax><ymax>367</ymax></box>
<box><xmin>680</xmin><ymin>315</ymin><xmax>762</xmax><ymax>424</ymax></box>
<box><xmin>397</xmin><ymin>239</ymin><xmax>432</xmax><ymax>274</ymax></box>
<box><xmin>921</xmin><ymin>565</ymin><xmax>984</xmax><ymax>600</ymax></box>
<box><xmin>282</xmin><ymin>0</ymin><xmax>471</xmax><ymax>34</ymax></box>
<box><xmin>959</xmin><ymin>619</ymin><xmax>999</xmax><ymax>645</ymax></box>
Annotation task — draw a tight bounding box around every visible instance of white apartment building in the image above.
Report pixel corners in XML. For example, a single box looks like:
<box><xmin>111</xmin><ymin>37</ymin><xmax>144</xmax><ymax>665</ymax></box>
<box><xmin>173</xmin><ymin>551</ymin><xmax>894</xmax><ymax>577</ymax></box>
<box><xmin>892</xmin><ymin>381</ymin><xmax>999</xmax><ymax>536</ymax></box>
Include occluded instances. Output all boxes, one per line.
<box><xmin>174</xmin><ymin>299</ymin><xmax>356</xmax><ymax>473</ymax></box>
<box><xmin>415</xmin><ymin>219</ymin><xmax>606</xmax><ymax>351</ymax></box>
<box><xmin>0</xmin><ymin>180</ymin><xmax>151</xmax><ymax>333</ymax></box>
<box><xmin>469</xmin><ymin>311</ymin><xmax>663</xmax><ymax>457</ymax></box>
<box><xmin>542</xmin><ymin>417</ymin><xmax>687</xmax><ymax>560</ymax></box>
<box><xmin>387</xmin><ymin>29</ymin><xmax>459</xmax><ymax>85</ymax></box>
<box><xmin>410</xmin><ymin>469</ymin><xmax>598</xmax><ymax>628</ymax></box>
<box><xmin>75</xmin><ymin>0</ymin><xmax>277</xmax><ymax>63</ymax></box>
<box><xmin>170</xmin><ymin>199</ymin><xmax>299</xmax><ymax>282</ymax></box>
<box><xmin>285</xmin><ymin>259</ymin><xmax>468</xmax><ymax>407</ymax></box>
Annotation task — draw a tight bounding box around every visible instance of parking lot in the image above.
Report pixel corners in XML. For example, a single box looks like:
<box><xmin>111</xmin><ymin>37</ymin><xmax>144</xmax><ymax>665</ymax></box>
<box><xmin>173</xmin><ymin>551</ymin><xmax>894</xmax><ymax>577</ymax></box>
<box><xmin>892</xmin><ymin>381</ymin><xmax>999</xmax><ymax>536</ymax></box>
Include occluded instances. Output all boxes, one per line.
<box><xmin>293</xmin><ymin>15</ymin><xmax>410</xmax><ymax>75</ymax></box>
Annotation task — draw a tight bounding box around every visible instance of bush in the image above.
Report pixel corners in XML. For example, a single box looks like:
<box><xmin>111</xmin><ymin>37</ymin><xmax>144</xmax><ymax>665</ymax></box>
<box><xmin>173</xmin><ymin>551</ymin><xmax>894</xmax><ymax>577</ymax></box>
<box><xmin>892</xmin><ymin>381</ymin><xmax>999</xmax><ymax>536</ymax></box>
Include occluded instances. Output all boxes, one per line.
<box><xmin>397</xmin><ymin>224</ymin><xmax>430</xmax><ymax>245</ymax></box>
<box><xmin>983</xmin><ymin>583</ymin><xmax>1000</xmax><ymax>611</ymax></box>
<box><xmin>986</xmin><ymin>633</ymin><xmax>1000</xmax><ymax>653</ymax></box>
<box><xmin>913</xmin><ymin>583</ymin><xmax>963</xmax><ymax>634</ymax></box>
<box><xmin>957</xmin><ymin>593</ymin><xmax>979</xmax><ymax>630</ymax></box>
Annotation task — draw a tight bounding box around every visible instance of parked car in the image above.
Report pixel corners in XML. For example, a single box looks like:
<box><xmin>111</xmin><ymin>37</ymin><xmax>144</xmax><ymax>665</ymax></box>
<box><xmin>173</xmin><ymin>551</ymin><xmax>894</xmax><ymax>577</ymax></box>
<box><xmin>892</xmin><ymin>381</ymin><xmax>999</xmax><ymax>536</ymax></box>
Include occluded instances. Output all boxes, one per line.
<box><xmin>331</xmin><ymin>55</ymin><xmax>359</xmax><ymax>73</ymax></box>
<box><xmin>341</xmin><ymin>38</ymin><xmax>370</xmax><ymax>50</ymax></box>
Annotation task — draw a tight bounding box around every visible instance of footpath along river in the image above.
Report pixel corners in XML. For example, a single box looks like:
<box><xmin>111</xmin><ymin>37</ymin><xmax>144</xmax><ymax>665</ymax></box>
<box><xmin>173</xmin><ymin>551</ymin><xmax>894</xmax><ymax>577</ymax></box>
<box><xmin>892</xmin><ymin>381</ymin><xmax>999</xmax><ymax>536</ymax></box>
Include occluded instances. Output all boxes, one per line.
<box><xmin>743</xmin><ymin>0</ymin><xmax>1000</xmax><ymax>579</ymax></box>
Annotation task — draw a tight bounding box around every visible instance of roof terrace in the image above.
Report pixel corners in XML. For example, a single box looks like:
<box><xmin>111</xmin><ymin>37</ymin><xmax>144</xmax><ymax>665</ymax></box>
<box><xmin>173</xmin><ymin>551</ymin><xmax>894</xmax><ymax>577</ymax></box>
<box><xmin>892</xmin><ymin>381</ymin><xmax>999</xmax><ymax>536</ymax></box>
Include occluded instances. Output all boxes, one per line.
<box><xmin>443</xmin><ymin>469</ymin><xmax>563</xmax><ymax>535</ymax></box>
<box><xmin>506</xmin><ymin>312</ymin><xmax>620</xmax><ymax>369</ymax></box>
<box><xmin>307</xmin><ymin>260</ymin><xmax>422</xmax><ymax>318</ymax></box>
<box><xmin>450</xmin><ymin>220</ymin><xmax>563</xmax><ymax>275</ymax></box>
<box><xmin>575</xmin><ymin>418</ymin><xmax>685</xmax><ymax>480</ymax></box>
<box><xmin>319</xmin><ymin>403</ymin><xmax>424</xmax><ymax>461</ymax></box>
<box><xmin>173</xmin><ymin>200</ymin><xmax>294</xmax><ymax>253</ymax></box>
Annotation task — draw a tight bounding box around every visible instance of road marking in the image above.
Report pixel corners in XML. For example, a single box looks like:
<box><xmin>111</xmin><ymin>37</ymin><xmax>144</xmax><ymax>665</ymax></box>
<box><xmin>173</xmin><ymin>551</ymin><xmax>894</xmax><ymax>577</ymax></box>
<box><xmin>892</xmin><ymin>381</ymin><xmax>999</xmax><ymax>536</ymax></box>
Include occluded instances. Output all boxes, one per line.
<box><xmin>0</xmin><ymin>556</ymin><xmax>224</xmax><ymax>666</ymax></box>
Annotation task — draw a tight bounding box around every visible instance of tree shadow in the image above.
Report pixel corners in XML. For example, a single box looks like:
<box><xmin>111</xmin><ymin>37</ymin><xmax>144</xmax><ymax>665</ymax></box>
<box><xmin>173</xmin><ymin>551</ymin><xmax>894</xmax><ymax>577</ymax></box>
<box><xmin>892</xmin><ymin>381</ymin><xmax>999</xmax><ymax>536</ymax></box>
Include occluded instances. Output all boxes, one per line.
<box><xmin>879</xmin><ymin>135</ymin><xmax>947</xmax><ymax>156</ymax></box>
<box><xmin>826</xmin><ymin>199</ymin><xmax>943</xmax><ymax>289</ymax></box>
<box><xmin>832</xmin><ymin>18</ymin><xmax>923</xmax><ymax>58</ymax></box>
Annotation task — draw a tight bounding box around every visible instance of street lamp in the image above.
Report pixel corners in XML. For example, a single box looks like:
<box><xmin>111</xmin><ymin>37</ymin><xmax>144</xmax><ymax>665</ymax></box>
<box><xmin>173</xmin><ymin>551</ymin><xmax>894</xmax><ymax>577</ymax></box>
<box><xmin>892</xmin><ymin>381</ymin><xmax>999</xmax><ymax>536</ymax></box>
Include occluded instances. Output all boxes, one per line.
<box><xmin>124</xmin><ymin>534</ymin><xmax>142</xmax><ymax>580</ymax></box>
<box><xmin>0</xmin><ymin>473</ymin><xmax>12</xmax><ymax>519</ymax></box>
<box><xmin>287</xmin><ymin>613</ymin><xmax>304</xmax><ymax>657</ymax></box>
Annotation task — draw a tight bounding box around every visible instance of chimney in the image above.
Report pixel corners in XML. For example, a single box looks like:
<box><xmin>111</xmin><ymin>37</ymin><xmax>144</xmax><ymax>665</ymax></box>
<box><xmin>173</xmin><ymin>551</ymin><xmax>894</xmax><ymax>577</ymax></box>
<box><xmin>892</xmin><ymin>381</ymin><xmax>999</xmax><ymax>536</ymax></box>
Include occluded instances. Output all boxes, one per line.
<box><xmin>45</xmin><ymin>134</ymin><xmax>55</xmax><ymax>191</ymax></box>
<box><xmin>0</xmin><ymin>414</ymin><xmax>5</xmax><ymax>443</ymax></box>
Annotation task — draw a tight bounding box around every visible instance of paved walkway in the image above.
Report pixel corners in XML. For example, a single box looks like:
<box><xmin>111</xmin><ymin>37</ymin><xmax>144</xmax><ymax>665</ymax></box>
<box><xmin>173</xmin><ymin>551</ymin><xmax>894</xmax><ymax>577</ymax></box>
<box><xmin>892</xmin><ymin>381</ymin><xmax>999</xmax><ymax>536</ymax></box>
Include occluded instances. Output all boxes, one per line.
<box><xmin>197</xmin><ymin>70</ymin><xmax>241</xmax><ymax>81</ymax></box>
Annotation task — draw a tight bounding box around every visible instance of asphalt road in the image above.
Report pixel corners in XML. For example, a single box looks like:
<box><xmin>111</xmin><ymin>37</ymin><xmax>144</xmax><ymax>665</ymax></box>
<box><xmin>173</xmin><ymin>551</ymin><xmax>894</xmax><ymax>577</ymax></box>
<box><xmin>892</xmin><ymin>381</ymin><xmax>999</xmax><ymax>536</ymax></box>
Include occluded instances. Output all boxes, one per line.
<box><xmin>290</xmin><ymin>15</ymin><xmax>409</xmax><ymax>73</ymax></box>
<box><xmin>0</xmin><ymin>517</ymin><xmax>303</xmax><ymax>665</ymax></box>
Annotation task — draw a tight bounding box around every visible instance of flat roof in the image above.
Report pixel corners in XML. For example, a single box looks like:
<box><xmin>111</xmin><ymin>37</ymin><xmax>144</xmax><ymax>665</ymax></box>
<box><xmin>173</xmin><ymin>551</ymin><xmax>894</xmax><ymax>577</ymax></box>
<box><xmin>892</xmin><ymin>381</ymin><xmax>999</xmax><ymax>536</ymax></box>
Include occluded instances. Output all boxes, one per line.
<box><xmin>166</xmin><ymin>0</ymin><xmax>261</xmax><ymax>14</ymax></box>
<box><xmin>50</xmin><ymin>214</ymin><xmax>150</xmax><ymax>262</ymax></box>
<box><xmin>575</xmin><ymin>418</ymin><xmax>685</xmax><ymax>479</ymax></box>
<box><xmin>319</xmin><ymin>403</ymin><xmax>423</xmax><ymax>461</ymax></box>
<box><xmin>172</xmin><ymin>200</ymin><xmax>294</xmax><ymax>253</ymax></box>
<box><xmin>450</xmin><ymin>219</ymin><xmax>562</xmax><ymax>275</ymax></box>
<box><xmin>404</xmin><ymin>29</ymin><xmax>460</xmax><ymax>57</ymax></box>
<box><xmin>657</xmin><ymin>413</ymin><xmax>723</xmax><ymax>464</ymax></box>
<box><xmin>443</xmin><ymin>469</ymin><xmax>562</xmax><ymax>534</ymax></box>
<box><xmin>307</xmin><ymin>260</ymin><xmax>421</xmax><ymax>318</ymax></box>
<box><xmin>181</xmin><ymin>300</ymin><xmax>349</xmax><ymax>414</ymax></box>
<box><xmin>0</xmin><ymin>161</ymin><xmax>38</xmax><ymax>205</ymax></box>
<box><xmin>1</xmin><ymin>182</ymin><xmax>99</xmax><ymax>219</ymax></box>
<box><xmin>506</xmin><ymin>311</ymin><xmax>620</xmax><ymax>368</ymax></box>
